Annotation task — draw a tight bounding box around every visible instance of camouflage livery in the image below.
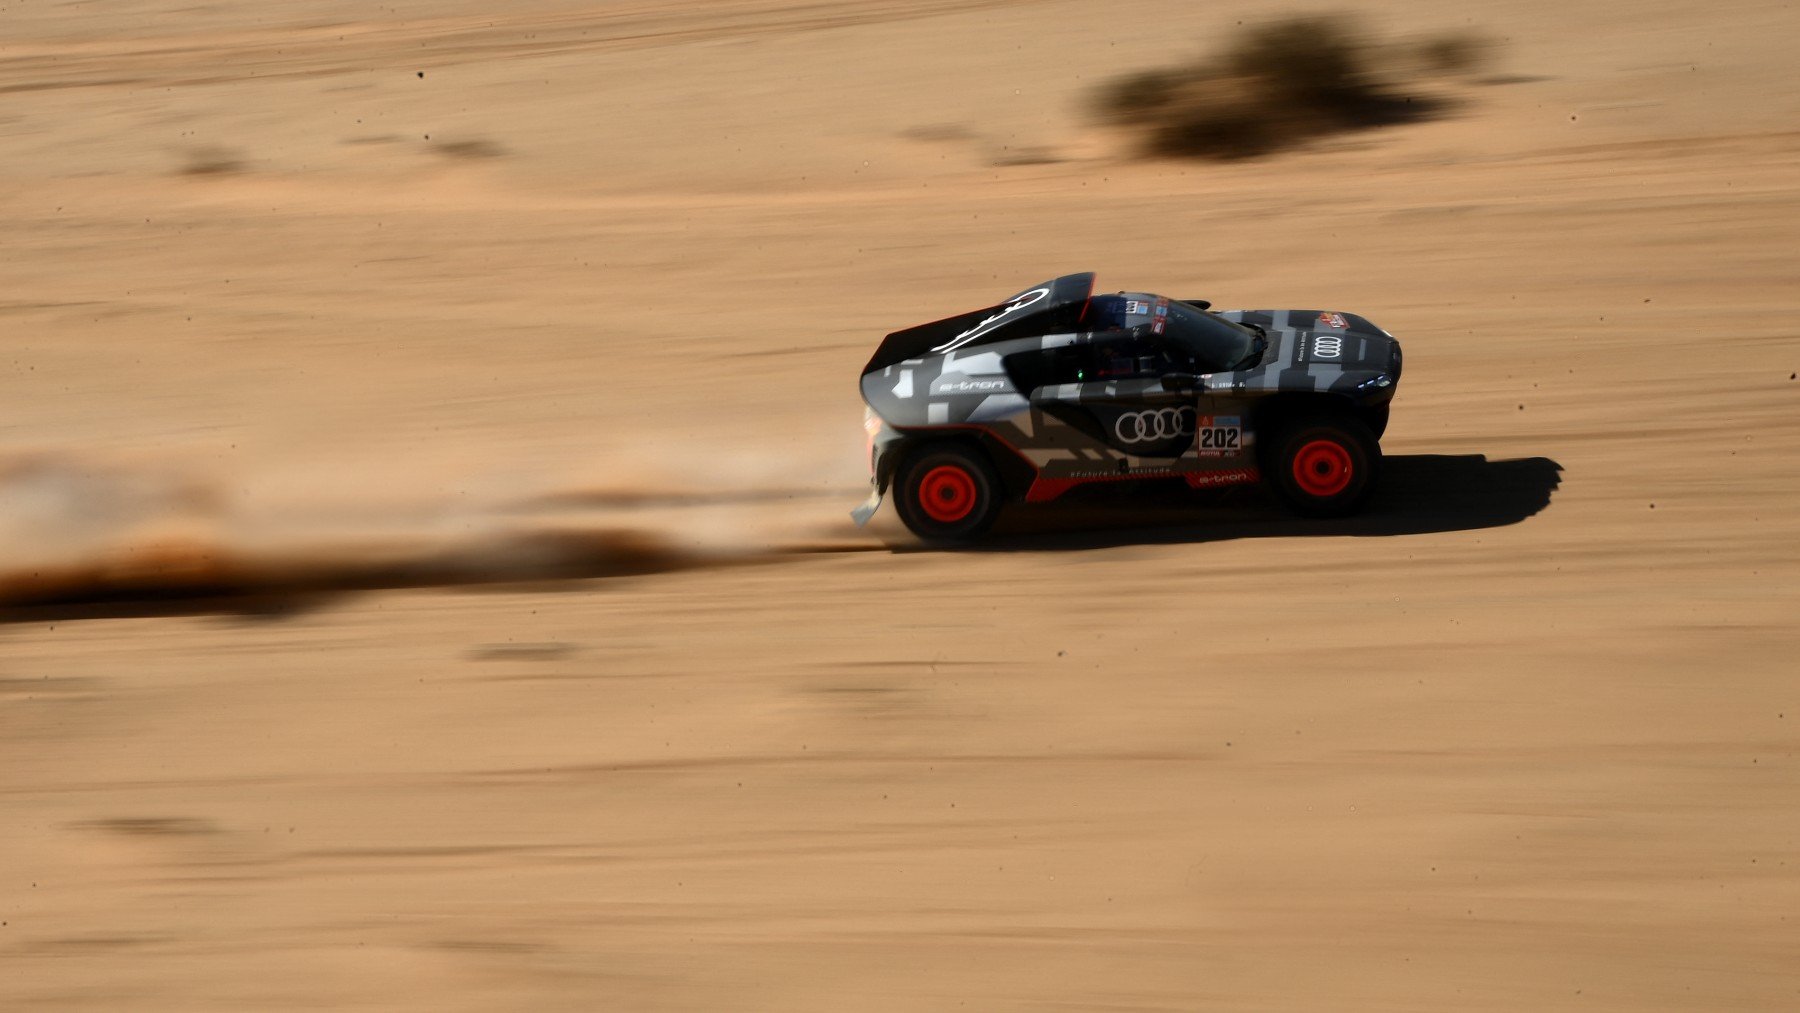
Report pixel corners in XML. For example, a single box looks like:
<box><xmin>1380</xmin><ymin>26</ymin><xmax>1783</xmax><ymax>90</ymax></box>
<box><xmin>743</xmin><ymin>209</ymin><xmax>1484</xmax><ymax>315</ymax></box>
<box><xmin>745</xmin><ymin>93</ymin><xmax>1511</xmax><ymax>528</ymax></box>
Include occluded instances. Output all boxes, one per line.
<box><xmin>853</xmin><ymin>273</ymin><xmax>1402</xmax><ymax>528</ymax></box>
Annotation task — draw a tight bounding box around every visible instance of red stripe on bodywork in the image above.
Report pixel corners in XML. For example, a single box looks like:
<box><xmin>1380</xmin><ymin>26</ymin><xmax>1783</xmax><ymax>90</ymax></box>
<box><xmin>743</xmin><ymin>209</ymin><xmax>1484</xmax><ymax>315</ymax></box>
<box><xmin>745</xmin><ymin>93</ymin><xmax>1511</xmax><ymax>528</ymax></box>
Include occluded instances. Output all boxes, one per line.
<box><xmin>1026</xmin><ymin>467</ymin><xmax>1260</xmax><ymax>503</ymax></box>
<box><xmin>893</xmin><ymin>424</ymin><xmax>1260</xmax><ymax>503</ymax></box>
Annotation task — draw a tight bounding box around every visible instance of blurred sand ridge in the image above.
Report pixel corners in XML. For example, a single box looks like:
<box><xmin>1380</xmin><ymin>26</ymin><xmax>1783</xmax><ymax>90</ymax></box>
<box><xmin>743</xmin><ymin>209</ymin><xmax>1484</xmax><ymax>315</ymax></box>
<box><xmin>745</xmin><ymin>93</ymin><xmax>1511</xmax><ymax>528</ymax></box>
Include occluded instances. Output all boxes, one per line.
<box><xmin>3</xmin><ymin>0</ymin><xmax>1800</xmax><ymax>1010</ymax></box>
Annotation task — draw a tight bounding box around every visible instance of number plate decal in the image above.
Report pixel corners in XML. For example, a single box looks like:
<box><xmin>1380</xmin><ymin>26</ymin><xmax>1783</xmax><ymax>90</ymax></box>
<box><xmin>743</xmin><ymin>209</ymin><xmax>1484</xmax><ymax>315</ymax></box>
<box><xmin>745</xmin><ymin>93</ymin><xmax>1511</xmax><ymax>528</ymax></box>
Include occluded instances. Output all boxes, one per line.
<box><xmin>1194</xmin><ymin>415</ymin><xmax>1243</xmax><ymax>457</ymax></box>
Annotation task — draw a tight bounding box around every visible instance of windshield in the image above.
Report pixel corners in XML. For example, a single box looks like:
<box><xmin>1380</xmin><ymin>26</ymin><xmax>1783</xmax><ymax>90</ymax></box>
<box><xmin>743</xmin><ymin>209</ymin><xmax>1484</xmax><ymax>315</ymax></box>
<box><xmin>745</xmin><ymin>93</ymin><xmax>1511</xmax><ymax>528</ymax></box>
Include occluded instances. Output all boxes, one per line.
<box><xmin>1161</xmin><ymin>299</ymin><xmax>1259</xmax><ymax>372</ymax></box>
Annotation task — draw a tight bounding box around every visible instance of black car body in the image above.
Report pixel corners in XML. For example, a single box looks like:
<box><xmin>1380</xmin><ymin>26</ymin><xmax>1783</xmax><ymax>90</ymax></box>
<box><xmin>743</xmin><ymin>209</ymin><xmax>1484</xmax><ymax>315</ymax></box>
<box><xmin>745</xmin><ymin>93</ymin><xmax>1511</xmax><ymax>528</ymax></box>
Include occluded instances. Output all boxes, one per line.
<box><xmin>854</xmin><ymin>272</ymin><xmax>1403</xmax><ymax>541</ymax></box>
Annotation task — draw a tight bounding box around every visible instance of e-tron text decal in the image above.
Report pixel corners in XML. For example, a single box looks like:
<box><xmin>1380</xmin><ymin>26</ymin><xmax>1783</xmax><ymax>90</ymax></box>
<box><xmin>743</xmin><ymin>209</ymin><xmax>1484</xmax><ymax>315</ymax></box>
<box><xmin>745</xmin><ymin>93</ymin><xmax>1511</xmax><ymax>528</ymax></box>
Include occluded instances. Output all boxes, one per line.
<box><xmin>932</xmin><ymin>287</ymin><xmax>1050</xmax><ymax>354</ymax></box>
<box><xmin>1186</xmin><ymin>469</ymin><xmax>1258</xmax><ymax>488</ymax></box>
<box><xmin>1194</xmin><ymin>415</ymin><xmax>1243</xmax><ymax>456</ymax></box>
<box><xmin>930</xmin><ymin>378</ymin><xmax>1008</xmax><ymax>395</ymax></box>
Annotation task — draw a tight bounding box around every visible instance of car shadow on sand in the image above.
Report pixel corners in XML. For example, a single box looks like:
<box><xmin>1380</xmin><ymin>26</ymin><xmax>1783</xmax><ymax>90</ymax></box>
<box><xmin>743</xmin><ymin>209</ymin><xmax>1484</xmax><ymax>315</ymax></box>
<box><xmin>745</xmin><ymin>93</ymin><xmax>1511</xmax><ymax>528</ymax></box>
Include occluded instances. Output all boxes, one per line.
<box><xmin>967</xmin><ymin>453</ymin><xmax>1563</xmax><ymax>550</ymax></box>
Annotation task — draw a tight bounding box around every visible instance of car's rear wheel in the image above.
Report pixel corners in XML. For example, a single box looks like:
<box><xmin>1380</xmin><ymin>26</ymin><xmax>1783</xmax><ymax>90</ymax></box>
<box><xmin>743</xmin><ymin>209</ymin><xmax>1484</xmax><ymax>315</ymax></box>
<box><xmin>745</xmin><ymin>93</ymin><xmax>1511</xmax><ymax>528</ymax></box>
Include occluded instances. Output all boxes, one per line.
<box><xmin>893</xmin><ymin>445</ymin><xmax>1003</xmax><ymax>543</ymax></box>
<box><xmin>1262</xmin><ymin>415</ymin><xmax>1380</xmax><ymax>518</ymax></box>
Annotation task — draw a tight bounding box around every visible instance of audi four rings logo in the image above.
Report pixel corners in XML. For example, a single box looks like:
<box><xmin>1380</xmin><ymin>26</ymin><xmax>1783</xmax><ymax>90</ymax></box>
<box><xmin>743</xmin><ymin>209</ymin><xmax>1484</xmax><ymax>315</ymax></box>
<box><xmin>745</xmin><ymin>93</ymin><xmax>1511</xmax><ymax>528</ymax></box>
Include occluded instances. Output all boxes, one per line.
<box><xmin>1114</xmin><ymin>407</ymin><xmax>1196</xmax><ymax>443</ymax></box>
<box><xmin>1313</xmin><ymin>335</ymin><xmax>1343</xmax><ymax>359</ymax></box>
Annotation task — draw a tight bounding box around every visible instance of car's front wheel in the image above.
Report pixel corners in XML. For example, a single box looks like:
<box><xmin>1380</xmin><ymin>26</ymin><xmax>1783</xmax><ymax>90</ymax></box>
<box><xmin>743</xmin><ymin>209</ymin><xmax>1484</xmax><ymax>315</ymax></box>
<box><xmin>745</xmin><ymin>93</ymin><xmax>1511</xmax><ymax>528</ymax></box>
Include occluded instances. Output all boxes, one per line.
<box><xmin>1262</xmin><ymin>415</ymin><xmax>1380</xmax><ymax>518</ymax></box>
<box><xmin>893</xmin><ymin>444</ymin><xmax>1003</xmax><ymax>543</ymax></box>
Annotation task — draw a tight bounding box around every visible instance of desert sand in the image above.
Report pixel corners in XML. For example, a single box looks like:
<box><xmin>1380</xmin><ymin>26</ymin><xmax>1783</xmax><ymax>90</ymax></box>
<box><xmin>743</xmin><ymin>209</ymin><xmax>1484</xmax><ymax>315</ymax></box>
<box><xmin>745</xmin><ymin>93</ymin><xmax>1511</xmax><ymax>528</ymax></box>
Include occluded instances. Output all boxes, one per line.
<box><xmin>2</xmin><ymin>0</ymin><xmax>1799</xmax><ymax>1009</ymax></box>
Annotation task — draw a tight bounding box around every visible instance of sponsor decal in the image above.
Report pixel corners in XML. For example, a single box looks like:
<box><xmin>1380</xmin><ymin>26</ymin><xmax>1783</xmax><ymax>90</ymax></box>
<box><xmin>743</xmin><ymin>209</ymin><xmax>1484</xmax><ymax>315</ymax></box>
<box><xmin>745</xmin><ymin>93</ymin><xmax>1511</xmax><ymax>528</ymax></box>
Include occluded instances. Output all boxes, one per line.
<box><xmin>1311</xmin><ymin>335</ymin><xmax>1343</xmax><ymax>360</ymax></box>
<box><xmin>1185</xmin><ymin>468</ymin><xmax>1258</xmax><ymax>488</ymax></box>
<box><xmin>1113</xmin><ymin>406</ymin><xmax>1195</xmax><ymax>444</ymax></box>
<box><xmin>1194</xmin><ymin>414</ymin><xmax>1243</xmax><ymax>456</ymax></box>
<box><xmin>930</xmin><ymin>378</ymin><xmax>1008</xmax><ymax>395</ymax></box>
<box><xmin>1124</xmin><ymin>300</ymin><xmax>1149</xmax><ymax>315</ymax></box>
<box><xmin>1062</xmin><ymin>466</ymin><xmax>1179</xmax><ymax>480</ymax></box>
<box><xmin>931</xmin><ymin>287</ymin><xmax>1051</xmax><ymax>354</ymax></box>
<box><xmin>1317</xmin><ymin>311</ymin><xmax>1348</xmax><ymax>329</ymax></box>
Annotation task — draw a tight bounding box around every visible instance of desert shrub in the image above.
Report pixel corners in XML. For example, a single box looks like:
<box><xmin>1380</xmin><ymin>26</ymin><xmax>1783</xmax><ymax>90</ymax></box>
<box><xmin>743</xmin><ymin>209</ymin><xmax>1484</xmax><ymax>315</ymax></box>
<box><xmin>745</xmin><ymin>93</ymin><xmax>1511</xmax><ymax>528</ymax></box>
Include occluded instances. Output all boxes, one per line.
<box><xmin>177</xmin><ymin>145</ymin><xmax>245</xmax><ymax>175</ymax></box>
<box><xmin>1092</xmin><ymin>13</ymin><xmax>1467</xmax><ymax>160</ymax></box>
<box><xmin>434</xmin><ymin>138</ymin><xmax>507</xmax><ymax>159</ymax></box>
<box><xmin>1222</xmin><ymin>15</ymin><xmax>1378</xmax><ymax>111</ymax></box>
<box><xmin>1093</xmin><ymin>69</ymin><xmax>1185</xmax><ymax>125</ymax></box>
<box><xmin>1413</xmin><ymin>30</ymin><xmax>1492</xmax><ymax>75</ymax></box>
<box><xmin>1143</xmin><ymin>76</ymin><xmax>1280</xmax><ymax>160</ymax></box>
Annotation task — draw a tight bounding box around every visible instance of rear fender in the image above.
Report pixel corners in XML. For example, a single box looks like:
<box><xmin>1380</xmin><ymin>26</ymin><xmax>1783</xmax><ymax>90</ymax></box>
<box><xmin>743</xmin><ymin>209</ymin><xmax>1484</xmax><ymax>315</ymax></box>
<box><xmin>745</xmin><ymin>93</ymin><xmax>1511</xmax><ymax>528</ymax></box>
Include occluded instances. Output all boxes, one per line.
<box><xmin>879</xmin><ymin>429</ymin><xmax>1034</xmax><ymax>498</ymax></box>
<box><xmin>856</xmin><ymin>428</ymin><xmax>1028</xmax><ymax>527</ymax></box>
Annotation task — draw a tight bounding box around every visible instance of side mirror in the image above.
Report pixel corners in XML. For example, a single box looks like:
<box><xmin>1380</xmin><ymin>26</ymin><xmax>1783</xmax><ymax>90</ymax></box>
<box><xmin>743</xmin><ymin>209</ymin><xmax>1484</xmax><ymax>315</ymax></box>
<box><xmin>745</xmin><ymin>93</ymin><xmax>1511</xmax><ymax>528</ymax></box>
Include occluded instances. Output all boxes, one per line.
<box><xmin>1160</xmin><ymin>372</ymin><xmax>1203</xmax><ymax>393</ymax></box>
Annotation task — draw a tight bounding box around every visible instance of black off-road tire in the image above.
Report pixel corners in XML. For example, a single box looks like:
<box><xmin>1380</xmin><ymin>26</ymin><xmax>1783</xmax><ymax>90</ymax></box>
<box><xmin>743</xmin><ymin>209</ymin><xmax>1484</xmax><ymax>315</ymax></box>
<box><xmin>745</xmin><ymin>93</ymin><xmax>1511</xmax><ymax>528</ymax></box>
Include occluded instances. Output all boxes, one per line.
<box><xmin>893</xmin><ymin>445</ymin><xmax>1004</xmax><ymax>543</ymax></box>
<box><xmin>1261</xmin><ymin>415</ymin><xmax>1381</xmax><ymax>518</ymax></box>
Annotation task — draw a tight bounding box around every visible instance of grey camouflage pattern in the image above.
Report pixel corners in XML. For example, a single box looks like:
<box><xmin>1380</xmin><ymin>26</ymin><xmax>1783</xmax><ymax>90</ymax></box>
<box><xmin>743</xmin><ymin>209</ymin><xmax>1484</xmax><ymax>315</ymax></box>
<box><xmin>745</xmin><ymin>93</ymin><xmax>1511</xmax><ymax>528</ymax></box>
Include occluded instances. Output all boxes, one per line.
<box><xmin>856</xmin><ymin>275</ymin><xmax>1401</xmax><ymax>510</ymax></box>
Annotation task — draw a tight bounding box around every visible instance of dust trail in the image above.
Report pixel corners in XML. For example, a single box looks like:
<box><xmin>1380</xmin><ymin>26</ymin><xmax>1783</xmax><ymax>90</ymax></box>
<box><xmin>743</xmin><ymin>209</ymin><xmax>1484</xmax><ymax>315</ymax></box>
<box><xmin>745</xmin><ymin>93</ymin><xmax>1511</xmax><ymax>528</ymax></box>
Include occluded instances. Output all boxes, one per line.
<box><xmin>0</xmin><ymin>451</ymin><xmax>876</xmax><ymax>619</ymax></box>
<box><xmin>0</xmin><ymin>528</ymin><xmax>724</xmax><ymax>614</ymax></box>
<box><xmin>512</xmin><ymin>486</ymin><xmax>843</xmax><ymax>511</ymax></box>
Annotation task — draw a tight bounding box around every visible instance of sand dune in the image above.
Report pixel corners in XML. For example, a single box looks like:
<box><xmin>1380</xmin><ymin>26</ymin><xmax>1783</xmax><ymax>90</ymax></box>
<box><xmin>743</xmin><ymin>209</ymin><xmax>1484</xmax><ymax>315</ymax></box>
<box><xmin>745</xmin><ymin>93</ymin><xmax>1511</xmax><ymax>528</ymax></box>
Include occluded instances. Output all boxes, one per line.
<box><xmin>3</xmin><ymin>0</ymin><xmax>1799</xmax><ymax>1010</ymax></box>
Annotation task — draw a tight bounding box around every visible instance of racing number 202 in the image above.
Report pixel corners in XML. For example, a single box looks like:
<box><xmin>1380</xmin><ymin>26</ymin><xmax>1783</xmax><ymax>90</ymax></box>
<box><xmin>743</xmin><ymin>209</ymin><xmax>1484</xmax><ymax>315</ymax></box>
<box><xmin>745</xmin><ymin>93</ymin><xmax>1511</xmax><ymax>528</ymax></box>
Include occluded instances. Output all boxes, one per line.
<box><xmin>1198</xmin><ymin>425</ymin><xmax>1241</xmax><ymax>451</ymax></box>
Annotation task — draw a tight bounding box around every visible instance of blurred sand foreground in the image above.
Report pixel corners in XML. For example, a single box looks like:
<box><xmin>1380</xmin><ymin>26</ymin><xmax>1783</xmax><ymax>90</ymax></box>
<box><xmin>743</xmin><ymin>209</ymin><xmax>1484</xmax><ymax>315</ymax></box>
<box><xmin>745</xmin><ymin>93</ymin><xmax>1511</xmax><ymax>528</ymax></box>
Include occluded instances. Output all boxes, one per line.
<box><xmin>3</xmin><ymin>0</ymin><xmax>1799</xmax><ymax>1009</ymax></box>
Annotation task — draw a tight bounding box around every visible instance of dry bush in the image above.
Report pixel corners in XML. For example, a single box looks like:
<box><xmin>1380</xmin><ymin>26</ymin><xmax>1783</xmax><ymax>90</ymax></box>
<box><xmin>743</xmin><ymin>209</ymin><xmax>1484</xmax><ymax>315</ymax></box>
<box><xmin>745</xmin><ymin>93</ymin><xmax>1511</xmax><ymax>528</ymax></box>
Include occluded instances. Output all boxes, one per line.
<box><xmin>177</xmin><ymin>145</ymin><xmax>245</xmax><ymax>175</ymax></box>
<box><xmin>1413</xmin><ymin>29</ymin><xmax>1494</xmax><ymax>75</ymax></box>
<box><xmin>1093</xmin><ymin>14</ymin><xmax>1466</xmax><ymax>160</ymax></box>
<box><xmin>1094</xmin><ymin>69</ymin><xmax>1185</xmax><ymax>125</ymax></box>
<box><xmin>434</xmin><ymin>138</ymin><xmax>507</xmax><ymax>160</ymax></box>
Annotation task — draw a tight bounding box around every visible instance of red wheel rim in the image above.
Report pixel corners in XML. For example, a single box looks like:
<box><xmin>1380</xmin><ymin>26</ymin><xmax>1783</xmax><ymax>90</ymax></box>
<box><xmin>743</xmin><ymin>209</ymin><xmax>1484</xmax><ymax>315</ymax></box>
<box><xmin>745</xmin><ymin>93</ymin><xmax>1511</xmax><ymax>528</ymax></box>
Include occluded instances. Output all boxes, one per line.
<box><xmin>918</xmin><ymin>465</ymin><xmax>978</xmax><ymax>523</ymax></box>
<box><xmin>1292</xmin><ymin>439</ymin><xmax>1354</xmax><ymax>497</ymax></box>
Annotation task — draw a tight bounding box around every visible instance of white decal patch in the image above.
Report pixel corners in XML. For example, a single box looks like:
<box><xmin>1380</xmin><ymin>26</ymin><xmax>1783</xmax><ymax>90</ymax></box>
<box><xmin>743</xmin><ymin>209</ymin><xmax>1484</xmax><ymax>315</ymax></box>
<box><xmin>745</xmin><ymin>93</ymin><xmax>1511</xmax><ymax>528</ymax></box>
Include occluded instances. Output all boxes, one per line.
<box><xmin>968</xmin><ymin>393</ymin><xmax>1029</xmax><ymax>423</ymax></box>
<box><xmin>931</xmin><ymin>287</ymin><xmax>1051</xmax><ymax>354</ymax></box>
<box><xmin>1194</xmin><ymin>415</ymin><xmax>1243</xmax><ymax>457</ymax></box>
<box><xmin>1114</xmin><ymin>407</ymin><xmax>1195</xmax><ymax>444</ymax></box>
<box><xmin>930</xmin><ymin>377</ymin><xmax>1008</xmax><ymax>395</ymax></box>
<box><xmin>1312</xmin><ymin>335</ymin><xmax>1343</xmax><ymax>360</ymax></box>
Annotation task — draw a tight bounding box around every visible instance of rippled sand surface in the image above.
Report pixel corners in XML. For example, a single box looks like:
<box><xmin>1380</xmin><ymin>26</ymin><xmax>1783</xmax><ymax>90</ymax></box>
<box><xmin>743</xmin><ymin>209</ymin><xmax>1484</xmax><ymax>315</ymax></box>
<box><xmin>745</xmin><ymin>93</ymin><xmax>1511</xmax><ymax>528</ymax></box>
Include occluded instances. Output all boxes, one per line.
<box><xmin>3</xmin><ymin>1</ymin><xmax>1798</xmax><ymax>1009</ymax></box>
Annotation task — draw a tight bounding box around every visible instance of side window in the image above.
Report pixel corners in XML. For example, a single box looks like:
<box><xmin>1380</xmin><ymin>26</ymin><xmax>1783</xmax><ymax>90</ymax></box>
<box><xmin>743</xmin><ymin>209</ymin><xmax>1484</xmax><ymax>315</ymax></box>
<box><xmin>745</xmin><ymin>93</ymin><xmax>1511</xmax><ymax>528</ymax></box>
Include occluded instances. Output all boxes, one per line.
<box><xmin>1002</xmin><ymin>342</ymin><xmax>1089</xmax><ymax>393</ymax></box>
<box><xmin>979</xmin><ymin>302</ymin><xmax>1090</xmax><ymax>345</ymax></box>
<box><xmin>1087</xmin><ymin>335</ymin><xmax>1192</xmax><ymax>379</ymax></box>
<box><xmin>1004</xmin><ymin>332</ymin><xmax>1190</xmax><ymax>392</ymax></box>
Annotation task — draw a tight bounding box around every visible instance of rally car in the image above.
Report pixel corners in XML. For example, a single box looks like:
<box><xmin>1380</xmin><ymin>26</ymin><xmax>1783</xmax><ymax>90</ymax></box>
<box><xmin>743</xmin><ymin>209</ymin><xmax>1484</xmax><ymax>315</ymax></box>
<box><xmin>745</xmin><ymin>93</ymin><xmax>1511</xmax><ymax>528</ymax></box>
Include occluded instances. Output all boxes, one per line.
<box><xmin>853</xmin><ymin>272</ymin><xmax>1403</xmax><ymax>541</ymax></box>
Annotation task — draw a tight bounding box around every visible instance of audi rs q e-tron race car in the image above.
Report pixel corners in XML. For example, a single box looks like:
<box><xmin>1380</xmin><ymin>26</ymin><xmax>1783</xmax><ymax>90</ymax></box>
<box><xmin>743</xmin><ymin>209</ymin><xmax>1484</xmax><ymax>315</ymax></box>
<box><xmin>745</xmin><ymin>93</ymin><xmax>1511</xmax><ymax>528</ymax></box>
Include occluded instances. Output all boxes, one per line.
<box><xmin>853</xmin><ymin>272</ymin><xmax>1404</xmax><ymax>542</ymax></box>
